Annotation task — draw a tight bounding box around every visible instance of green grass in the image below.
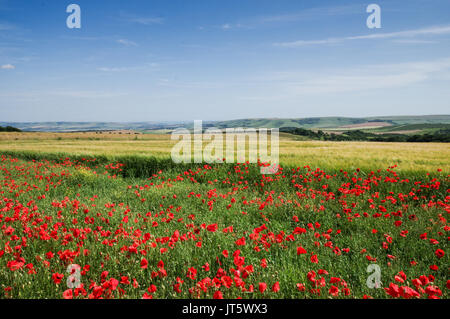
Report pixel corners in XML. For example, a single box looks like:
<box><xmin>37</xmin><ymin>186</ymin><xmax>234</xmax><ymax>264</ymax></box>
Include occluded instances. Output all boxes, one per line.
<box><xmin>0</xmin><ymin>152</ymin><xmax>448</xmax><ymax>299</ymax></box>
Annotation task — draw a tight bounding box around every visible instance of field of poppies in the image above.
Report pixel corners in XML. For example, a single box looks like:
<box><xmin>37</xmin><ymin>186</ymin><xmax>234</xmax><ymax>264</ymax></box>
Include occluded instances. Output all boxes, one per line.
<box><xmin>0</xmin><ymin>151</ymin><xmax>448</xmax><ymax>299</ymax></box>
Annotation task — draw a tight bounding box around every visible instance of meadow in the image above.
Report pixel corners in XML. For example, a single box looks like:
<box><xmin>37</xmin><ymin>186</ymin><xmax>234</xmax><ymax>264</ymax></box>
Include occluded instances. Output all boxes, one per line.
<box><xmin>0</xmin><ymin>132</ymin><xmax>448</xmax><ymax>299</ymax></box>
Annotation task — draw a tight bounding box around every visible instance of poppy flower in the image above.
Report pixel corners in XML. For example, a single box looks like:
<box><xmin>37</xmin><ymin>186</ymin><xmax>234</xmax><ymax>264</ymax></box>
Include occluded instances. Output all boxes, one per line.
<box><xmin>272</xmin><ymin>282</ymin><xmax>280</xmax><ymax>293</ymax></box>
<box><xmin>52</xmin><ymin>273</ymin><xmax>64</xmax><ymax>284</ymax></box>
<box><xmin>435</xmin><ymin>249</ymin><xmax>444</xmax><ymax>258</ymax></box>
<box><xmin>63</xmin><ymin>289</ymin><xmax>73</xmax><ymax>299</ymax></box>
<box><xmin>258</xmin><ymin>282</ymin><xmax>267</xmax><ymax>293</ymax></box>
<box><xmin>329</xmin><ymin>286</ymin><xmax>339</xmax><ymax>297</ymax></box>
<box><xmin>296</xmin><ymin>283</ymin><xmax>305</xmax><ymax>291</ymax></box>
<box><xmin>260</xmin><ymin>258</ymin><xmax>267</xmax><ymax>268</ymax></box>
<box><xmin>140</xmin><ymin>258</ymin><xmax>148</xmax><ymax>269</ymax></box>
<box><xmin>213</xmin><ymin>291</ymin><xmax>223</xmax><ymax>299</ymax></box>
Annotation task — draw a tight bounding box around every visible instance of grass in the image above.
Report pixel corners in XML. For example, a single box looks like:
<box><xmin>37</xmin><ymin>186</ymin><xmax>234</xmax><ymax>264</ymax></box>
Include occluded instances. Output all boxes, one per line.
<box><xmin>0</xmin><ymin>132</ymin><xmax>448</xmax><ymax>299</ymax></box>
<box><xmin>0</xmin><ymin>132</ymin><xmax>449</xmax><ymax>174</ymax></box>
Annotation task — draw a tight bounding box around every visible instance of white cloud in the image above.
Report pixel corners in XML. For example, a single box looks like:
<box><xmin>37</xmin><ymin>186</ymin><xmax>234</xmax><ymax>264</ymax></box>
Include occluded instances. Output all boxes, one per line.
<box><xmin>0</xmin><ymin>90</ymin><xmax>127</xmax><ymax>99</ymax></box>
<box><xmin>347</xmin><ymin>25</ymin><xmax>450</xmax><ymax>40</ymax></box>
<box><xmin>49</xmin><ymin>90</ymin><xmax>127</xmax><ymax>98</ymax></box>
<box><xmin>97</xmin><ymin>66</ymin><xmax>135</xmax><ymax>72</ymax></box>
<box><xmin>292</xmin><ymin>58</ymin><xmax>450</xmax><ymax>94</ymax></box>
<box><xmin>240</xmin><ymin>58</ymin><xmax>450</xmax><ymax>99</ymax></box>
<box><xmin>275</xmin><ymin>25</ymin><xmax>450</xmax><ymax>47</ymax></box>
<box><xmin>97</xmin><ymin>62</ymin><xmax>158</xmax><ymax>72</ymax></box>
<box><xmin>117</xmin><ymin>39</ymin><xmax>138</xmax><ymax>47</ymax></box>
<box><xmin>128</xmin><ymin>17</ymin><xmax>164</xmax><ymax>25</ymax></box>
<box><xmin>259</xmin><ymin>4</ymin><xmax>361</xmax><ymax>23</ymax></box>
<box><xmin>119</xmin><ymin>13</ymin><xmax>164</xmax><ymax>25</ymax></box>
<box><xmin>289</xmin><ymin>73</ymin><xmax>427</xmax><ymax>95</ymax></box>
<box><xmin>391</xmin><ymin>39</ymin><xmax>437</xmax><ymax>44</ymax></box>
<box><xmin>1</xmin><ymin>64</ymin><xmax>15</xmax><ymax>69</ymax></box>
<box><xmin>218</xmin><ymin>4</ymin><xmax>361</xmax><ymax>30</ymax></box>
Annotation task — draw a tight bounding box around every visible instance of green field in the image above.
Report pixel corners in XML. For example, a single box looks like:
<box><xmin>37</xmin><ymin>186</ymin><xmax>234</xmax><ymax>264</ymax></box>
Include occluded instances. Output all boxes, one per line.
<box><xmin>368</xmin><ymin>124</ymin><xmax>450</xmax><ymax>134</ymax></box>
<box><xmin>0</xmin><ymin>132</ymin><xmax>448</xmax><ymax>299</ymax></box>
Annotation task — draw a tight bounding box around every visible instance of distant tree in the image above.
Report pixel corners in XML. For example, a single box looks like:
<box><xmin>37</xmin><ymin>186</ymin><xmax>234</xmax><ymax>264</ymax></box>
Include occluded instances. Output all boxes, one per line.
<box><xmin>0</xmin><ymin>126</ymin><xmax>22</xmax><ymax>132</ymax></box>
<box><xmin>280</xmin><ymin>126</ymin><xmax>449</xmax><ymax>143</ymax></box>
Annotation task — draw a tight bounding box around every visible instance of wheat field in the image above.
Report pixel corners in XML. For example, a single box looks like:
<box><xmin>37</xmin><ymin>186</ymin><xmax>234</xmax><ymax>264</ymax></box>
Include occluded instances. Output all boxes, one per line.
<box><xmin>0</xmin><ymin>131</ymin><xmax>448</xmax><ymax>173</ymax></box>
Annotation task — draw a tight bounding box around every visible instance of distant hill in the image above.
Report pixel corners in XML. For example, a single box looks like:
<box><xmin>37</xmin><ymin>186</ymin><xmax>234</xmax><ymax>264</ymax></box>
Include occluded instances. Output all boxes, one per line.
<box><xmin>207</xmin><ymin>115</ymin><xmax>450</xmax><ymax>129</ymax></box>
<box><xmin>0</xmin><ymin>121</ymin><xmax>187</xmax><ymax>132</ymax></box>
<box><xmin>2</xmin><ymin>115</ymin><xmax>450</xmax><ymax>132</ymax></box>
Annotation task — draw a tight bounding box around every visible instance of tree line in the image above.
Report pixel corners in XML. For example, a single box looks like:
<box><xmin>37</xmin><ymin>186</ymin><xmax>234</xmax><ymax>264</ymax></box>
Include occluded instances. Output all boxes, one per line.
<box><xmin>280</xmin><ymin>127</ymin><xmax>450</xmax><ymax>143</ymax></box>
<box><xmin>0</xmin><ymin>126</ymin><xmax>22</xmax><ymax>132</ymax></box>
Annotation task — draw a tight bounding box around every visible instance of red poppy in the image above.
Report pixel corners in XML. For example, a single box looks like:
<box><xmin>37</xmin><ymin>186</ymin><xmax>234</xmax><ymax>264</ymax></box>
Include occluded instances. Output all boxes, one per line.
<box><xmin>435</xmin><ymin>249</ymin><xmax>444</xmax><ymax>258</ymax></box>
<box><xmin>63</xmin><ymin>289</ymin><xmax>73</xmax><ymax>299</ymax></box>
<box><xmin>258</xmin><ymin>282</ymin><xmax>267</xmax><ymax>293</ymax></box>
<box><xmin>272</xmin><ymin>282</ymin><xmax>280</xmax><ymax>293</ymax></box>
<box><xmin>140</xmin><ymin>258</ymin><xmax>148</xmax><ymax>269</ymax></box>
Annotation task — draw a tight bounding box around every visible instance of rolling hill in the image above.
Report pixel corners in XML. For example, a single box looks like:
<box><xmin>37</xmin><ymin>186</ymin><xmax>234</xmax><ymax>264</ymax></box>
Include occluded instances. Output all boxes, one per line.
<box><xmin>2</xmin><ymin>115</ymin><xmax>450</xmax><ymax>132</ymax></box>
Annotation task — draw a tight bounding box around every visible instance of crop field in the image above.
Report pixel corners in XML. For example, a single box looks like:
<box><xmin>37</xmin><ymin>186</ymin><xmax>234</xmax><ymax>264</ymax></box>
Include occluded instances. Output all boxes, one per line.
<box><xmin>1</xmin><ymin>132</ymin><xmax>449</xmax><ymax>173</ymax></box>
<box><xmin>0</xmin><ymin>132</ymin><xmax>448</xmax><ymax>299</ymax></box>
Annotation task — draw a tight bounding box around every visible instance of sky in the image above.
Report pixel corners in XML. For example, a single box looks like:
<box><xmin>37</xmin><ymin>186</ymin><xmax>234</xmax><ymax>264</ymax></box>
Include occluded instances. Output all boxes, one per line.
<box><xmin>0</xmin><ymin>0</ymin><xmax>450</xmax><ymax>122</ymax></box>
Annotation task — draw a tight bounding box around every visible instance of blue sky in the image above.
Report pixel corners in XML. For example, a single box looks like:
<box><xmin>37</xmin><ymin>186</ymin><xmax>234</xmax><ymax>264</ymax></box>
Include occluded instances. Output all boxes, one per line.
<box><xmin>0</xmin><ymin>0</ymin><xmax>450</xmax><ymax>122</ymax></box>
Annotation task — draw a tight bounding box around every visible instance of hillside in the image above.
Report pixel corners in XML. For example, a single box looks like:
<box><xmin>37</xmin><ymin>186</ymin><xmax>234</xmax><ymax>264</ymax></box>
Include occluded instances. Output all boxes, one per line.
<box><xmin>2</xmin><ymin>115</ymin><xmax>450</xmax><ymax>132</ymax></box>
<box><xmin>208</xmin><ymin>115</ymin><xmax>450</xmax><ymax>129</ymax></box>
<box><xmin>0</xmin><ymin>121</ymin><xmax>186</xmax><ymax>132</ymax></box>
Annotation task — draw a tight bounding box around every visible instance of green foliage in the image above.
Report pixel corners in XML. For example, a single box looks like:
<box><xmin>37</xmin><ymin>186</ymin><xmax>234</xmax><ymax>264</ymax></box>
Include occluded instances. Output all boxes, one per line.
<box><xmin>280</xmin><ymin>127</ymin><xmax>450</xmax><ymax>143</ymax></box>
<box><xmin>0</xmin><ymin>126</ymin><xmax>21</xmax><ymax>132</ymax></box>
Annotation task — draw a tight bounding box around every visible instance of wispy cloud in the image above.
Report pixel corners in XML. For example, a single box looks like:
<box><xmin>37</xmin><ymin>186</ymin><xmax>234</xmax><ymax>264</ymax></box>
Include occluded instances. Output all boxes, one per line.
<box><xmin>49</xmin><ymin>90</ymin><xmax>127</xmax><ymax>98</ymax></box>
<box><xmin>0</xmin><ymin>90</ymin><xmax>128</xmax><ymax>100</ymax></box>
<box><xmin>275</xmin><ymin>25</ymin><xmax>450</xmax><ymax>47</ymax></box>
<box><xmin>240</xmin><ymin>58</ymin><xmax>450</xmax><ymax>99</ymax></box>
<box><xmin>1</xmin><ymin>63</ymin><xmax>15</xmax><ymax>69</ymax></box>
<box><xmin>305</xmin><ymin>58</ymin><xmax>450</xmax><ymax>94</ymax></box>
<box><xmin>97</xmin><ymin>66</ymin><xmax>135</xmax><ymax>72</ymax></box>
<box><xmin>288</xmin><ymin>73</ymin><xmax>426</xmax><ymax>95</ymax></box>
<box><xmin>391</xmin><ymin>39</ymin><xmax>437</xmax><ymax>44</ymax></box>
<box><xmin>130</xmin><ymin>17</ymin><xmax>164</xmax><ymax>25</ymax></box>
<box><xmin>216</xmin><ymin>23</ymin><xmax>249</xmax><ymax>31</ymax></box>
<box><xmin>214</xmin><ymin>4</ymin><xmax>362</xmax><ymax>31</ymax></box>
<box><xmin>259</xmin><ymin>4</ymin><xmax>361</xmax><ymax>24</ymax></box>
<box><xmin>97</xmin><ymin>63</ymin><xmax>159</xmax><ymax>72</ymax></box>
<box><xmin>214</xmin><ymin>5</ymin><xmax>360</xmax><ymax>31</ymax></box>
<box><xmin>119</xmin><ymin>13</ymin><xmax>164</xmax><ymax>25</ymax></box>
<box><xmin>346</xmin><ymin>25</ymin><xmax>450</xmax><ymax>40</ymax></box>
<box><xmin>117</xmin><ymin>39</ymin><xmax>138</xmax><ymax>47</ymax></box>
